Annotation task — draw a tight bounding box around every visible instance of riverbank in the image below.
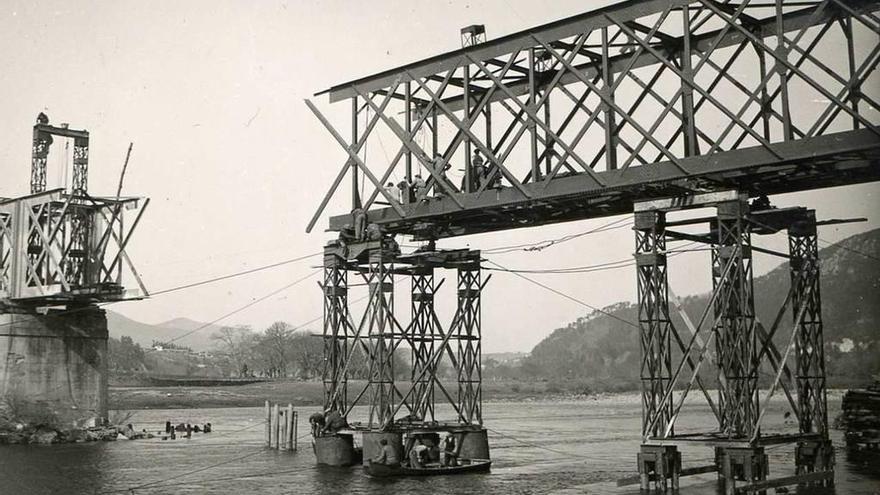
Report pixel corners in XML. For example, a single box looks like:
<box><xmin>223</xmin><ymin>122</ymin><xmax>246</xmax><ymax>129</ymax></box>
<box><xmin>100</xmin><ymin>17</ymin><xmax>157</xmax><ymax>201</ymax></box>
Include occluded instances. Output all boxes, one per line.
<box><xmin>0</xmin><ymin>424</ymin><xmax>119</xmax><ymax>445</ymax></box>
<box><xmin>109</xmin><ymin>379</ymin><xmax>624</xmax><ymax>409</ymax></box>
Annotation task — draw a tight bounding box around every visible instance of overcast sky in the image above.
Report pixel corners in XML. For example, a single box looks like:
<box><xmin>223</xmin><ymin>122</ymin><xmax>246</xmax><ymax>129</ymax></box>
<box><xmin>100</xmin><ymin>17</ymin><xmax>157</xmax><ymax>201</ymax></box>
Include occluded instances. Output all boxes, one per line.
<box><xmin>1</xmin><ymin>1</ymin><xmax>877</xmax><ymax>353</ymax></box>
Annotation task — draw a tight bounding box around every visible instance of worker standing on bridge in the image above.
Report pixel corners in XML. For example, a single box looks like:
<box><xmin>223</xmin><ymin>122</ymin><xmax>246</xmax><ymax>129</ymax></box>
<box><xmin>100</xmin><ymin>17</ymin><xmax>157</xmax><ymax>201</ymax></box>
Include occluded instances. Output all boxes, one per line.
<box><xmin>413</xmin><ymin>174</ymin><xmax>427</xmax><ymax>201</ymax></box>
<box><xmin>472</xmin><ymin>149</ymin><xmax>486</xmax><ymax>191</ymax></box>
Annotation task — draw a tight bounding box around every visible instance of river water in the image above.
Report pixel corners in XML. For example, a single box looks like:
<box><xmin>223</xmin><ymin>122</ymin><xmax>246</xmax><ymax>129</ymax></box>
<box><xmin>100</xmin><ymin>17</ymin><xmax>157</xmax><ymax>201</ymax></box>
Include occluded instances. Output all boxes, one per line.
<box><xmin>0</xmin><ymin>394</ymin><xmax>877</xmax><ymax>494</ymax></box>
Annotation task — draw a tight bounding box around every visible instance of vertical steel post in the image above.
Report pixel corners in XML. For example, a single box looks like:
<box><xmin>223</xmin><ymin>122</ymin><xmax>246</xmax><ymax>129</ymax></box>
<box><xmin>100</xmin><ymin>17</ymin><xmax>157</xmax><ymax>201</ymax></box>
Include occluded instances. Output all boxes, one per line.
<box><xmin>484</xmin><ymin>104</ymin><xmax>493</xmax><ymax>152</ymax></box>
<box><xmin>405</xmin><ymin>82</ymin><xmax>413</xmax><ymax>181</ymax></box>
<box><xmin>432</xmin><ymin>108</ymin><xmax>439</xmax><ymax>158</ymax></box>
<box><xmin>528</xmin><ymin>47</ymin><xmax>540</xmax><ymax>181</ymax></box>
<box><xmin>31</xmin><ymin>125</ymin><xmax>50</xmax><ymax>194</ymax></box>
<box><xmin>601</xmin><ymin>27</ymin><xmax>618</xmax><ymax>169</ymax></box>
<box><xmin>410</xmin><ymin>266</ymin><xmax>437</xmax><ymax>421</ymax></box>
<box><xmin>463</xmin><ymin>64</ymin><xmax>472</xmax><ymax>193</ymax></box>
<box><xmin>351</xmin><ymin>96</ymin><xmax>361</xmax><ymax>209</ymax></box>
<box><xmin>544</xmin><ymin>90</ymin><xmax>553</xmax><ymax>176</ymax></box>
<box><xmin>842</xmin><ymin>16</ymin><xmax>860</xmax><ymax>130</ymax></box>
<box><xmin>635</xmin><ymin>210</ymin><xmax>674</xmax><ymax>439</ymax></box>
<box><xmin>322</xmin><ymin>248</ymin><xmax>349</xmax><ymax>414</ymax></box>
<box><xmin>455</xmin><ymin>257</ymin><xmax>482</xmax><ymax>425</ymax></box>
<box><xmin>680</xmin><ymin>7</ymin><xmax>698</xmax><ymax>157</ymax></box>
<box><xmin>71</xmin><ymin>136</ymin><xmax>89</xmax><ymax>196</ymax></box>
<box><xmin>775</xmin><ymin>0</ymin><xmax>793</xmax><ymax>140</ymax></box>
<box><xmin>712</xmin><ymin>198</ymin><xmax>758</xmax><ymax>439</ymax></box>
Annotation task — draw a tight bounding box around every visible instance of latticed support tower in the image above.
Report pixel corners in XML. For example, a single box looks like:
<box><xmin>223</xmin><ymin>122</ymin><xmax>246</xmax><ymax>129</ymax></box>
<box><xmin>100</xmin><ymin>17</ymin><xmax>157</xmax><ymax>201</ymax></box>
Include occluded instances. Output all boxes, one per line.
<box><xmin>455</xmin><ymin>261</ymin><xmax>482</xmax><ymax>425</ymax></box>
<box><xmin>712</xmin><ymin>199</ymin><xmax>759</xmax><ymax>439</ymax></box>
<box><xmin>410</xmin><ymin>266</ymin><xmax>437</xmax><ymax>421</ymax></box>
<box><xmin>635</xmin><ymin>210</ymin><xmax>674</xmax><ymax>439</ymax></box>
<box><xmin>365</xmin><ymin>248</ymin><xmax>398</xmax><ymax>428</ymax></box>
<box><xmin>789</xmin><ymin>213</ymin><xmax>827</xmax><ymax>437</ymax></box>
<box><xmin>322</xmin><ymin>250</ymin><xmax>350</xmax><ymax>414</ymax></box>
<box><xmin>789</xmin><ymin>212</ymin><xmax>833</xmax><ymax>479</ymax></box>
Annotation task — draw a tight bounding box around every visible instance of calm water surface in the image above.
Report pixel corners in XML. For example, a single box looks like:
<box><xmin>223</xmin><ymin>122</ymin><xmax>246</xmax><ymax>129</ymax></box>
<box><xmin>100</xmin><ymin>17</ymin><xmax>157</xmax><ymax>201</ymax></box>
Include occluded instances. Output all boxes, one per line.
<box><xmin>0</xmin><ymin>395</ymin><xmax>877</xmax><ymax>494</ymax></box>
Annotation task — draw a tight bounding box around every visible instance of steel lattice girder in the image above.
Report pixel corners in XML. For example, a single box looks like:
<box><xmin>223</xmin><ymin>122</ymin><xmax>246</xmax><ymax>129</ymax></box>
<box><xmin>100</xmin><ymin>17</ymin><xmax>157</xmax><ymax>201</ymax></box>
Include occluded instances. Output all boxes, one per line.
<box><xmin>311</xmin><ymin>0</ymin><xmax>880</xmax><ymax>240</ymax></box>
<box><xmin>0</xmin><ymin>189</ymin><xmax>149</xmax><ymax>304</ymax></box>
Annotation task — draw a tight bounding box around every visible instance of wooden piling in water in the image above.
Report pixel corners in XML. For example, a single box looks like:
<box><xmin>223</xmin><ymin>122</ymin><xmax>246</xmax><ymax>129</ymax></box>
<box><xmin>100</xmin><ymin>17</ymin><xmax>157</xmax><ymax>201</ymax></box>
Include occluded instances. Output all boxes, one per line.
<box><xmin>265</xmin><ymin>400</ymin><xmax>271</xmax><ymax>447</ymax></box>
<box><xmin>264</xmin><ymin>400</ymin><xmax>298</xmax><ymax>452</ymax></box>
<box><xmin>272</xmin><ymin>403</ymin><xmax>280</xmax><ymax>448</ymax></box>
<box><xmin>286</xmin><ymin>404</ymin><xmax>294</xmax><ymax>451</ymax></box>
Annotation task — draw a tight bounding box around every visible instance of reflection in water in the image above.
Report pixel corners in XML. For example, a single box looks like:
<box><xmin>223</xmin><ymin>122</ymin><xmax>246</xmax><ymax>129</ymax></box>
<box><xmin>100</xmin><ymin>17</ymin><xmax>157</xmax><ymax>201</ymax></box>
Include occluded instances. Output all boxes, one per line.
<box><xmin>0</xmin><ymin>397</ymin><xmax>877</xmax><ymax>494</ymax></box>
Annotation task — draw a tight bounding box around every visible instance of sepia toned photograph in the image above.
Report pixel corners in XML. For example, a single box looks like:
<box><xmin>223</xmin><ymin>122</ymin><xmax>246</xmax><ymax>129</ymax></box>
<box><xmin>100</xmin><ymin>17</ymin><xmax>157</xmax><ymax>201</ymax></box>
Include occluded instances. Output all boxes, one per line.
<box><xmin>0</xmin><ymin>1</ymin><xmax>879</xmax><ymax>493</ymax></box>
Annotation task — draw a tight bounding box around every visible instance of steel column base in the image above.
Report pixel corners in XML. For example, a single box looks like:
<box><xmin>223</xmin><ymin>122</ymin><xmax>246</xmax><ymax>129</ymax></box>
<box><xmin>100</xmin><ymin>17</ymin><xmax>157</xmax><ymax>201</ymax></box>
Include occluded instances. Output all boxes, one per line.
<box><xmin>715</xmin><ymin>446</ymin><xmax>768</xmax><ymax>495</ymax></box>
<box><xmin>795</xmin><ymin>439</ymin><xmax>835</xmax><ymax>487</ymax></box>
<box><xmin>637</xmin><ymin>444</ymin><xmax>681</xmax><ymax>493</ymax></box>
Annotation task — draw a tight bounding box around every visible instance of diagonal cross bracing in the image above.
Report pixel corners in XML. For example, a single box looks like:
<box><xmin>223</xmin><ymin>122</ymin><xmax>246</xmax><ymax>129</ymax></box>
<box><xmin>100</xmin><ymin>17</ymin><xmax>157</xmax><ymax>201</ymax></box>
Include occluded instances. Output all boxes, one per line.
<box><xmin>310</xmin><ymin>0</ymin><xmax>880</xmax><ymax>240</ymax></box>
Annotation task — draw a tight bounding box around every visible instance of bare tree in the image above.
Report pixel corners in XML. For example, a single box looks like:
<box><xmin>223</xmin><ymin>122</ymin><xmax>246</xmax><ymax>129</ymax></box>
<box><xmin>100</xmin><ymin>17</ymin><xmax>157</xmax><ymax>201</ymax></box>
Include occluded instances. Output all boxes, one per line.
<box><xmin>210</xmin><ymin>325</ymin><xmax>255</xmax><ymax>377</ymax></box>
<box><xmin>260</xmin><ymin>321</ymin><xmax>294</xmax><ymax>378</ymax></box>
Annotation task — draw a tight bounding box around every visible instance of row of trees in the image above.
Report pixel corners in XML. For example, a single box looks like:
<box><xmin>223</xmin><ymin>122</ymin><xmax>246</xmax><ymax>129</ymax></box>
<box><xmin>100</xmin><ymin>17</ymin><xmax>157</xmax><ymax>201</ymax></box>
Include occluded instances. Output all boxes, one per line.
<box><xmin>211</xmin><ymin>322</ymin><xmax>324</xmax><ymax>379</ymax></box>
<box><xmin>211</xmin><ymin>322</ymin><xmax>416</xmax><ymax>380</ymax></box>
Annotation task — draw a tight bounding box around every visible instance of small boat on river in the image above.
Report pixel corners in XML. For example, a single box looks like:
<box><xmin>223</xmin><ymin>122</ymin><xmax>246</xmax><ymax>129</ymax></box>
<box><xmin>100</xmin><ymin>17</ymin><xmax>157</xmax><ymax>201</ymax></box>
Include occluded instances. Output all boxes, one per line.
<box><xmin>364</xmin><ymin>459</ymin><xmax>492</xmax><ymax>478</ymax></box>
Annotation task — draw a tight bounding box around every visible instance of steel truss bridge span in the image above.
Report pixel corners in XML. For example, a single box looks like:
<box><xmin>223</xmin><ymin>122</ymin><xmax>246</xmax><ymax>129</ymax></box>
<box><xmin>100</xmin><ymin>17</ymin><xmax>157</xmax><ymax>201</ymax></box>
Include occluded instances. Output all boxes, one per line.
<box><xmin>307</xmin><ymin>0</ymin><xmax>880</xmax><ymax>240</ymax></box>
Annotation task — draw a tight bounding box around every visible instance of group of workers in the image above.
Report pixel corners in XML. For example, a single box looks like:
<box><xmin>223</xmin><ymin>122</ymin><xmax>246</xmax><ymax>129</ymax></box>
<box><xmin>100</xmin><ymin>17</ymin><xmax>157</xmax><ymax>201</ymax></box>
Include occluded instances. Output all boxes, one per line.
<box><xmin>161</xmin><ymin>421</ymin><xmax>212</xmax><ymax>440</ymax></box>
<box><xmin>372</xmin><ymin>432</ymin><xmax>459</xmax><ymax>469</ymax></box>
<box><xmin>116</xmin><ymin>421</ymin><xmax>213</xmax><ymax>441</ymax></box>
<box><xmin>382</xmin><ymin>150</ymin><xmax>502</xmax><ymax>206</ymax></box>
<box><xmin>308</xmin><ymin>409</ymin><xmax>347</xmax><ymax>438</ymax></box>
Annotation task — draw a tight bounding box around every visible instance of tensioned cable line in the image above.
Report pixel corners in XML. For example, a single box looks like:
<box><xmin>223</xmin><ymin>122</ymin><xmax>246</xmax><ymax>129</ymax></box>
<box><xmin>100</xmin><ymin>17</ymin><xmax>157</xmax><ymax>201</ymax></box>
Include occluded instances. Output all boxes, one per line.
<box><xmin>163</xmin><ymin>269</ymin><xmax>321</xmax><ymax>345</ymax></box>
<box><xmin>0</xmin><ymin>251</ymin><xmax>323</xmax><ymax>331</ymax></box>
<box><xmin>485</xmin><ymin>259</ymin><xmax>640</xmax><ymax>329</ymax></box>
<box><xmin>483</xmin><ymin>215</ymin><xmax>633</xmax><ymax>255</ymax></box>
<box><xmin>151</xmin><ymin>252</ymin><xmax>321</xmax><ymax>296</ymax></box>
<box><xmin>486</xmin><ymin>241</ymin><xmax>700</xmax><ymax>275</ymax></box>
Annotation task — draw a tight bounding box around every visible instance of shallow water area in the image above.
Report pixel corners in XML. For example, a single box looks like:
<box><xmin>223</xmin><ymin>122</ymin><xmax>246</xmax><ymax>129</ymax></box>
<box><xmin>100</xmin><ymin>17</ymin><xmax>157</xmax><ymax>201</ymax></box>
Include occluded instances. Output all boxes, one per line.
<box><xmin>0</xmin><ymin>395</ymin><xmax>877</xmax><ymax>494</ymax></box>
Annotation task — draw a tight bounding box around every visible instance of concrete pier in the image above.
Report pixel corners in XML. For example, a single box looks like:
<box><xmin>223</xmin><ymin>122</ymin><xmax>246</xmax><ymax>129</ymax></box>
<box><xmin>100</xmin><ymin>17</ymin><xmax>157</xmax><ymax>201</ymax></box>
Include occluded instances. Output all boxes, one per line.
<box><xmin>314</xmin><ymin>434</ymin><xmax>357</xmax><ymax>466</ymax></box>
<box><xmin>0</xmin><ymin>306</ymin><xmax>108</xmax><ymax>426</ymax></box>
<box><xmin>458</xmin><ymin>427</ymin><xmax>491</xmax><ymax>459</ymax></box>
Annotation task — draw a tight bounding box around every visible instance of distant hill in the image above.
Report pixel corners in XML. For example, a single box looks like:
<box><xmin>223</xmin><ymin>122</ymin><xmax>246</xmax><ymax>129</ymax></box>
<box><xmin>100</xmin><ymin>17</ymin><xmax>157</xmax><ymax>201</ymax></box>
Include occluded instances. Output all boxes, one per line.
<box><xmin>484</xmin><ymin>352</ymin><xmax>527</xmax><ymax>364</ymax></box>
<box><xmin>106</xmin><ymin>312</ymin><xmax>225</xmax><ymax>352</ymax></box>
<box><xmin>520</xmin><ymin>228</ymin><xmax>880</xmax><ymax>390</ymax></box>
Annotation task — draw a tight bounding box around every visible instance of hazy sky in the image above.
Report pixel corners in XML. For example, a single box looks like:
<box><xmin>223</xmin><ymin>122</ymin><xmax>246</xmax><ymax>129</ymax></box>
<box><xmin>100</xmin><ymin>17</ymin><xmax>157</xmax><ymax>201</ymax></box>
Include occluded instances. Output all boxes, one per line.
<box><xmin>1</xmin><ymin>1</ymin><xmax>878</xmax><ymax>353</ymax></box>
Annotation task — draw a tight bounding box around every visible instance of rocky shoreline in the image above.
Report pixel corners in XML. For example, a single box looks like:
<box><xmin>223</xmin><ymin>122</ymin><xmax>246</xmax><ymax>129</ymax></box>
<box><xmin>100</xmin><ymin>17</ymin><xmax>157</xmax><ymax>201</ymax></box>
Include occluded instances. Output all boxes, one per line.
<box><xmin>0</xmin><ymin>424</ymin><xmax>119</xmax><ymax>445</ymax></box>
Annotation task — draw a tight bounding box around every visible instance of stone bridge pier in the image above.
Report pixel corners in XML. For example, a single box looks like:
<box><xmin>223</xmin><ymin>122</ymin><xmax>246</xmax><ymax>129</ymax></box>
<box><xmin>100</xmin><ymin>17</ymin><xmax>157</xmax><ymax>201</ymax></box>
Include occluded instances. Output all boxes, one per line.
<box><xmin>0</xmin><ymin>306</ymin><xmax>109</xmax><ymax>426</ymax></box>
